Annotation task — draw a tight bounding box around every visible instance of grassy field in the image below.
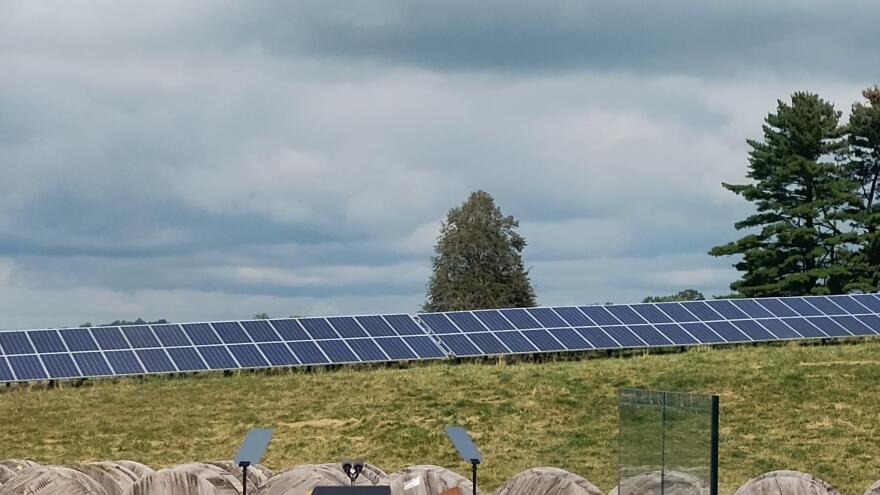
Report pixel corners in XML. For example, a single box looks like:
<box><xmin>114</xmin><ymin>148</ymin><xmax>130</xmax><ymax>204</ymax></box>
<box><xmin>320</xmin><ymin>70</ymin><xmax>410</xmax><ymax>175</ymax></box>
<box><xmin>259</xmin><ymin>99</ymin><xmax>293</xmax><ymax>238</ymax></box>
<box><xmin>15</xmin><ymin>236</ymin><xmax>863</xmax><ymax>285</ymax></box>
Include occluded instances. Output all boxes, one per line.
<box><xmin>1</xmin><ymin>341</ymin><xmax>879</xmax><ymax>494</ymax></box>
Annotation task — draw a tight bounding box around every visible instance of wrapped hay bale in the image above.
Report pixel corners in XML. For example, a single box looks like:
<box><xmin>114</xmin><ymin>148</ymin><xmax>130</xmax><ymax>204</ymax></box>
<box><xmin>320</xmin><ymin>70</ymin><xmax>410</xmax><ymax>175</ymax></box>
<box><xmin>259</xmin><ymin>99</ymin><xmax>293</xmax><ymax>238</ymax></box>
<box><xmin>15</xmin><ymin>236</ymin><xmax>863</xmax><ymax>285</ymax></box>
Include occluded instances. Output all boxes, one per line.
<box><xmin>382</xmin><ymin>465</ymin><xmax>479</xmax><ymax>495</ymax></box>
<box><xmin>171</xmin><ymin>463</ymin><xmax>243</xmax><ymax>495</ymax></box>
<box><xmin>315</xmin><ymin>462</ymin><xmax>387</xmax><ymax>486</ymax></box>
<box><xmin>608</xmin><ymin>470</ymin><xmax>707</xmax><ymax>495</ymax></box>
<box><xmin>127</xmin><ymin>469</ymin><xmax>219</xmax><ymax>495</ymax></box>
<box><xmin>0</xmin><ymin>461</ymin><xmax>39</xmax><ymax>474</ymax></box>
<box><xmin>733</xmin><ymin>471</ymin><xmax>840</xmax><ymax>495</ymax></box>
<box><xmin>67</xmin><ymin>462</ymin><xmax>140</xmax><ymax>495</ymax></box>
<box><xmin>208</xmin><ymin>460</ymin><xmax>266</xmax><ymax>492</ymax></box>
<box><xmin>255</xmin><ymin>463</ymin><xmax>359</xmax><ymax>495</ymax></box>
<box><xmin>495</xmin><ymin>467</ymin><xmax>603</xmax><ymax>495</ymax></box>
<box><xmin>865</xmin><ymin>480</ymin><xmax>880</xmax><ymax>495</ymax></box>
<box><xmin>0</xmin><ymin>465</ymin><xmax>17</xmax><ymax>486</ymax></box>
<box><xmin>112</xmin><ymin>461</ymin><xmax>154</xmax><ymax>480</ymax></box>
<box><xmin>0</xmin><ymin>466</ymin><xmax>108</xmax><ymax>495</ymax></box>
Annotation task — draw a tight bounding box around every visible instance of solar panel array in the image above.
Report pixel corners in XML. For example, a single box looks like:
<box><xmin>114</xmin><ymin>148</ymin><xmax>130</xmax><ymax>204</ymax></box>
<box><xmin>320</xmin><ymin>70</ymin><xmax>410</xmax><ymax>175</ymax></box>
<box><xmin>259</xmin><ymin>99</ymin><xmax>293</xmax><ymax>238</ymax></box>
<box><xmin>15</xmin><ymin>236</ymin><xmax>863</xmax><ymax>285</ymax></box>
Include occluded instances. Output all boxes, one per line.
<box><xmin>1</xmin><ymin>294</ymin><xmax>879</xmax><ymax>383</ymax></box>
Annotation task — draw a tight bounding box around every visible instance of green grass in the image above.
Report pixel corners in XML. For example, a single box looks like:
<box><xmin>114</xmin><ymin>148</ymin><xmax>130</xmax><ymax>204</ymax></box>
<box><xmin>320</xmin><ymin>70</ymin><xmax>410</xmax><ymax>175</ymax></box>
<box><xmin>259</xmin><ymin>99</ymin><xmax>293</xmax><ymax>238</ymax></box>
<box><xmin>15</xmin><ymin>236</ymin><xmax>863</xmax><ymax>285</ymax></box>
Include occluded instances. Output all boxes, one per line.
<box><xmin>1</xmin><ymin>341</ymin><xmax>879</xmax><ymax>494</ymax></box>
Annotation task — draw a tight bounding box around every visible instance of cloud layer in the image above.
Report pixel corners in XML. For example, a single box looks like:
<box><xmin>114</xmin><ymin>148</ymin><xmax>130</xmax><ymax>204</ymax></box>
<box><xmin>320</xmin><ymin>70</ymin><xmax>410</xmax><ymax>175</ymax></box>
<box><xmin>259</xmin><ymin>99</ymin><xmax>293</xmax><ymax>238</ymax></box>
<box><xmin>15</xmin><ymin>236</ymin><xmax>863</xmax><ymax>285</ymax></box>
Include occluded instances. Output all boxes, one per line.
<box><xmin>0</xmin><ymin>1</ymin><xmax>875</xmax><ymax>329</ymax></box>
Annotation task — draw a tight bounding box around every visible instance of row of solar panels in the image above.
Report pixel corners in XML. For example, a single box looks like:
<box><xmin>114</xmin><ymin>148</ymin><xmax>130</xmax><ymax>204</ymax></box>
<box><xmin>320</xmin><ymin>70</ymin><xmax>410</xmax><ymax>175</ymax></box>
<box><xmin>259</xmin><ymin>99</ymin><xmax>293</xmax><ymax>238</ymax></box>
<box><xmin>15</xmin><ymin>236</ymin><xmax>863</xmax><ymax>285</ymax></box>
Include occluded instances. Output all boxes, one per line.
<box><xmin>2</xmin><ymin>294</ymin><xmax>880</xmax><ymax>383</ymax></box>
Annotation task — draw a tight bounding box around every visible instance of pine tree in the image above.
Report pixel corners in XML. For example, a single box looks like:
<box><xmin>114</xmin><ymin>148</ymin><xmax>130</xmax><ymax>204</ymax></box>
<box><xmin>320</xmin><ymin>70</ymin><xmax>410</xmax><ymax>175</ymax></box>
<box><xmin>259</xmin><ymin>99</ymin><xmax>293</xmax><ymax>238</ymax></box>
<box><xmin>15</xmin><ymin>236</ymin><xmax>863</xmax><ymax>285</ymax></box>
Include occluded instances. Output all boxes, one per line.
<box><xmin>710</xmin><ymin>92</ymin><xmax>859</xmax><ymax>296</ymax></box>
<box><xmin>424</xmin><ymin>190</ymin><xmax>537</xmax><ymax>311</ymax></box>
<box><xmin>844</xmin><ymin>87</ymin><xmax>880</xmax><ymax>291</ymax></box>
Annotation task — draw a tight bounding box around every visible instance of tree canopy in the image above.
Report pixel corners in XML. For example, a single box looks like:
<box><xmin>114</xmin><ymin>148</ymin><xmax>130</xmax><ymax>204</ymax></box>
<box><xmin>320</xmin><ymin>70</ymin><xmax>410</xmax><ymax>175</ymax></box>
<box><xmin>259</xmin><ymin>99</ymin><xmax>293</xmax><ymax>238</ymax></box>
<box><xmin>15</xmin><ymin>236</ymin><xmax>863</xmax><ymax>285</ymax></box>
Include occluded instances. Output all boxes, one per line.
<box><xmin>642</xmin><ymin>289</ymin><xmax>705</xmax><ymax>303</ymax></box>
<box><xmin>424</xmin><ymin>190</ymin><xmax>536</xmax><ymax>312</ymax></box>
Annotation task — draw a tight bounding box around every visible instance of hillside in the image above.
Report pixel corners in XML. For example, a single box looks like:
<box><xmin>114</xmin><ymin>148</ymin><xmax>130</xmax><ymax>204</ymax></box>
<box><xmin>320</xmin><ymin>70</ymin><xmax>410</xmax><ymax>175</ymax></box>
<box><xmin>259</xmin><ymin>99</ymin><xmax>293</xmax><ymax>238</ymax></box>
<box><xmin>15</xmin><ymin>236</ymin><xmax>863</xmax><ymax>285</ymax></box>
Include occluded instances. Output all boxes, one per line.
<box><xmin>1</xmin><ymin>341</ymin><xmax>879</xmax><ymax>494</ymax></box>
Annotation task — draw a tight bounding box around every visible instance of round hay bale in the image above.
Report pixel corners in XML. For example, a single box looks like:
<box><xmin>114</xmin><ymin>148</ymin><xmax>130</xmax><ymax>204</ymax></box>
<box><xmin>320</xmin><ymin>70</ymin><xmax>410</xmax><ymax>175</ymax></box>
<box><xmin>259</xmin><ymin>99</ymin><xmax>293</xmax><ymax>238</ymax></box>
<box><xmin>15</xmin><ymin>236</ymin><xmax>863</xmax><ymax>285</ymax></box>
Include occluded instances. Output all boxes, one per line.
<box><xmin>0</xmin><ymin>466</ymin><xmax>108</xmax><ymax>495</ymax></box>
<box><xmin>315</xmin><ymin>462</ymin><xmax>387</xmax><ymax>485</ymax></box>
<box><xmin>208</xmin><ymin>460</ymin><xmax>266</xmax><ymax>491</ymax></box>
<box><xmin>251</xmin><ymin>464</ymin><xmax>274</xmax><ymax>480</ymax></box>
<box><xmin>111</xmin><ymin>461</ymin><xmax>154</xmax><ymax>480</ymax></box>
<box><xmin>608</xmin><ymin>470</ymin><xmax>707</xmax><ymax>495</ymax></box>
<box><xmin>865</xmin><ymin>480</ymin><xmax>880</xmax><ymax>495</ymax></box>
<box><xmin>127</xmin><ymin>469</ymin><xmax>220</xmax><ymax>495</ymax></box>
<box><xmin>495</xmin><ymin>467</ymin><xmax>603</xmax><ymax>495</ymax></box>
<box><xmin>733</xmin><ymin>471</ymin><xmax>840</xmax><ymax>495</ymax></box>
<box><xmin>0</xmin><ymin>461</ymin><xmax>39</xmax><ymax>474</ymax></box>
<box><xmin>0</xmin><ymin>465</ymin><xmax>17</xmax><ymax>486</ymax></box>
<box><xmin>66</xmin><ymin>462</ymin><xmax>140</xmax><ymax>495</ymax></box>
<box><xmin>382</xmin><ymin>465</ymin><xmax>479</xmax><ymax>495</ymax></box>
<box><xmin>171</xmin><ymin>463</ymin><xmax>243</xmax><ymax>495</ymax></box>
<box><xmin>255</xmin><ymin>463</ymin><xmax>357</xmax><ymax>495</ymax></box>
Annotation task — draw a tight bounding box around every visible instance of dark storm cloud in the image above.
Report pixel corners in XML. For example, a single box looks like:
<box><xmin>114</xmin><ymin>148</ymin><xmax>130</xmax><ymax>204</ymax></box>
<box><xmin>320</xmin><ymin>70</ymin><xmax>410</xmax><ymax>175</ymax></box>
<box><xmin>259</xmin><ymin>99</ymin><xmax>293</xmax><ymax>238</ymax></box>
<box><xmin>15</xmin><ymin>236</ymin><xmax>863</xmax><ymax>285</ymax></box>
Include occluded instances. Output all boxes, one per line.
<box><xmin>227</xmin><ymin>1</ymin><xmax>880</xmax><ymax>78</ymax></box>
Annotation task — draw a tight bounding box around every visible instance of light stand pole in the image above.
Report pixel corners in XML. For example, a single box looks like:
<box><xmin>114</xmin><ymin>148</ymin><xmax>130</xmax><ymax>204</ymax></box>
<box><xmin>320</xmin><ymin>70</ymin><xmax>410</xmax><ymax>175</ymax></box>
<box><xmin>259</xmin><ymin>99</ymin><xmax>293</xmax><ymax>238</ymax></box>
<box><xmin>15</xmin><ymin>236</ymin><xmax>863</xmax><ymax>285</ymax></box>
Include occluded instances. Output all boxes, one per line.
<box><xmin>234</xmin><ymin>428</ymin><xmax>273</xmax><ymax>495</ymax></box>
<box><xmin>239</xmin><ymin>461</ymin><xmax>250</xmax><ymax>495</ymax></box>
<box><xmin>444</xmin><ymin>426</ymin><xmax>483</xmax><ymax>495</ymax></box>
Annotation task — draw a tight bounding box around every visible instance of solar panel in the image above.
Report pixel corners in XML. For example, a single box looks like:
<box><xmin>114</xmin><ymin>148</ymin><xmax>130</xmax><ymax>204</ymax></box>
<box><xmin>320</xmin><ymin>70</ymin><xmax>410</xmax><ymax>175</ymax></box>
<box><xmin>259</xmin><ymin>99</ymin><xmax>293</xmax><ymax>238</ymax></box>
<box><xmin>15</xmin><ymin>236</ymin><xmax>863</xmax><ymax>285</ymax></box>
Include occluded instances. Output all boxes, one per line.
<box><xmin>2</xmin><ymin>295</ymin><xmax>880</xmax><ymax>383</ymax></box>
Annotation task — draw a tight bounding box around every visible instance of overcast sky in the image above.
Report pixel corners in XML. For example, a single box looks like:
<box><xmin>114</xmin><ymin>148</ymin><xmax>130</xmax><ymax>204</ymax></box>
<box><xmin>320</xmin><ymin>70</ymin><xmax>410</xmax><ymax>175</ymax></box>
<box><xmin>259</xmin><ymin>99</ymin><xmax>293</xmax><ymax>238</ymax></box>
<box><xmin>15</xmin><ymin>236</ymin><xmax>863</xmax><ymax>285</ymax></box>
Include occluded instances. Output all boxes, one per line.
<box><xmin>0</xmin><ymin>1</ymin><xmax>877</xmax><ymax>329</ymax></box>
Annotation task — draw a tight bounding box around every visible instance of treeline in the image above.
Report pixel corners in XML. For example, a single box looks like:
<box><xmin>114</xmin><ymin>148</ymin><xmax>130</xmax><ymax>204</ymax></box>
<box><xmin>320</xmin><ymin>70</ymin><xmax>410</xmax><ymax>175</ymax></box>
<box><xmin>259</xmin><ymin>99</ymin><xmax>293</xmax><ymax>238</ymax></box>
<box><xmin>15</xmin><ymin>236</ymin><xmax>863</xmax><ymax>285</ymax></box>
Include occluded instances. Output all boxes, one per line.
<box><xmin>710</xmin><ymin>87</ymin><xmax>880</xmax><ymax>297</ymax></box>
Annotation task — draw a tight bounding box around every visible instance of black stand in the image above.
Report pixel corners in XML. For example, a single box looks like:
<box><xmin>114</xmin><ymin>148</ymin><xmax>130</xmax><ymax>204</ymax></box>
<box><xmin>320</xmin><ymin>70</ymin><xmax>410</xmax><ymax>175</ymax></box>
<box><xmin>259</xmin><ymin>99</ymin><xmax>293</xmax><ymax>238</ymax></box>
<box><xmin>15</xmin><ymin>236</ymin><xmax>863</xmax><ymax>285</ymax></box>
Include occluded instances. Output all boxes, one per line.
<box><xmin>471</xmin><ymin>461</ymin><xmax>478</xmax><ymax>495</ymax></box>
<box><xmin>240</xmin><ymin>461</ymin><xmax>250</xmax><ymax>495</ymax></box>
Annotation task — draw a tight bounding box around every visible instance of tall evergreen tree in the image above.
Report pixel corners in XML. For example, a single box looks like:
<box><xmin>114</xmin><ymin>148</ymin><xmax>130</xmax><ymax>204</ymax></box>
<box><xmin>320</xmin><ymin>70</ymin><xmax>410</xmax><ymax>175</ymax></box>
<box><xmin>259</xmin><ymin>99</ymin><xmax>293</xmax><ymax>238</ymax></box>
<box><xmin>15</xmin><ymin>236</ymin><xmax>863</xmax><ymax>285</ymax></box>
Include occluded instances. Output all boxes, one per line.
<box><xmin>424</xmin><ymin>190</ymin><xmax>536</xmax><ymax>312</ymax></box>
<box><xmin>710</xmin><ymin>92</ymin><xmax>858</xmax><ymax>296</ymax></box>
<box><xmin>844</xmin><ymin>87</ymin><xmax>880</xmax><ymax>291</ymax></box>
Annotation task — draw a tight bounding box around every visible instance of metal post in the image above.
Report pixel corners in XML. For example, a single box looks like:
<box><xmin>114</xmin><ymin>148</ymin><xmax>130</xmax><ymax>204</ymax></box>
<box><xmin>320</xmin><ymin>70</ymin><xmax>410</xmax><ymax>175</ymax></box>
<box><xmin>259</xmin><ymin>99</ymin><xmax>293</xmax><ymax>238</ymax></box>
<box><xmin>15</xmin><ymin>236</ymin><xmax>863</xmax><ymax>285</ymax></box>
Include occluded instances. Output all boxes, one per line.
<box><xmin>471</xmin><ymin>461</ymin><xmax>478</xmax><ymax>495</ymax></box>
<box><xmin>660</xmin><ymin>392</ymin><xmax>667</xmax><ymax>495</ymax></box>
<box><xmin>710</xmin><ymin>395</ymin><xmax>719</xmax><ymax>495</ymax></box>
<box><xmin>241</xmin><ymin>462</ymin><xmax>249</xmax><ymax>495</ymax></box>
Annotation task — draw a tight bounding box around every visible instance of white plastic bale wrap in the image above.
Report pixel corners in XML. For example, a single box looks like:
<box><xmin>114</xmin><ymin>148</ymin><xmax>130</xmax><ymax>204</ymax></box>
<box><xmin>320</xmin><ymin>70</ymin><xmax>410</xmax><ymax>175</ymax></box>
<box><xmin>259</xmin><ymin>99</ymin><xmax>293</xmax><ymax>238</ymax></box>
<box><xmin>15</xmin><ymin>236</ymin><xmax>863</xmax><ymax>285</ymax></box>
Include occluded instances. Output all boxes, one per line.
<box><xmin>865</xmin><ymin>480</ymin><xmax>880</xmax><ymax>495</ymax></box>
<box><xmin>171</xmin><ymin>463</ymin><xmax>244</xmax><ymax>495</ymax></box>
<box><xmin>208</xmin><ymin>460</ymin><xmax>266</xmax><ymax>492</ymax></box>
<box><xmin>255</xmin><ymin>463</ymin><xmax>365</xmax><ymax>495</ymax></box>
<box><xmin>495</xmin><ymin>467</ymin><xmax>603</xmax><ymax>495</ymax></box>
<box><xmin>382</xmin><ymin>465</ymin><xmax>479</xmax><ymax>495</ymax></box>
<box><xmin>732</xmin><ymin>471</ymin><xmax>840</xmax><ymax>495</ymax></box>
<box><xmin>608</xmin><ymin>470</ymin><xmax>708</xmax><ymax>495</ymax></box>
<box><xmin>66</xmin><ymin>462</ymin><xmax>140</xmax><ymax>495</ymax></box>
<box><xmin>0</xmin><ymin>466</ymin><xmax>109</xmax><ymax>495</ymax></box>
<box><xmin>126</xmin><ymin>469</ymin><xmax>220</xmax><ymax>495</ymax></box>
<box><xmin>0</xmin><ymin>461</ymin><xmax>39</xmax><ymax>474</ymax></box>
<box><xmin>0</xmin><ymin>465</ymin><xmax>16</xmax><ymax>486</ymax></box>
<box><xmin>112</xmin><ymin>461</ymin><xmax>155</xmax><ymax>480</ymax></box>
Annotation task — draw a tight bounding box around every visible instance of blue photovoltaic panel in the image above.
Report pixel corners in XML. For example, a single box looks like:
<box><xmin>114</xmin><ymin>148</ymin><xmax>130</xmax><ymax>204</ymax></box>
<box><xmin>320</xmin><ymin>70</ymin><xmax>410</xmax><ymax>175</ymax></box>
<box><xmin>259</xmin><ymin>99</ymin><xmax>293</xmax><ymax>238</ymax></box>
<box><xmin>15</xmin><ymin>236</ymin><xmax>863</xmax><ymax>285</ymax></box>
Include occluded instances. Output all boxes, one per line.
<box><xmin>827</xmin><ymin>296</ymin><xmax>871</xmax><ymax>314</ymax></box>
<box><xmin>317</xmin><ymin>340</ymin><xmax>358</xmax><ymax>363</ymax></box>
<box><xmin>384</xmin><ymin>314</ymin><xmax>424</xmax><ymax>335</ymax></box>
<box><xmin>831</xmin><ymin>316</ymin><xmax>875</xmax><ymax>336</ymax></box>
<box><xmin>680</xmin><ymin>322</ymin><xmax>724</xmax><ymax>344</ymax></box>
<box><xmin>579</xmin><ymin>306</ymin><xmax>621</xmax><ymax>326</ymax></box>
<box><xmin>42</xmin><ymin>353</ymin><xmax>80</xmax><ymax>378</ymax></box>
<box><xmin>403</xmin><ymin>336</ymin><xmax>446</xmax><ymax>358</ymax></box>
<box><xmin>73</xmin><ymin>352</ymin><xmax>112</xmax><ymax>376</ymax></box>
<box><xmin>287</xmin><ymin>341</ymin><xmax>329</xmax><ymax>365</ymax></box>
<box><xmin>707</xmin><ymin>321</ymin><xmax>750</xmax><ymax>342</ymax></box>
<box><xmin>852</xmin><ymin>294</ymin><xmax>880</xmax><ymax>312</ymax></box>
<box><xmin>468</xmin><ymin>333</ymin><xmax>509</xmax><ymax>355</ymax></box>
<box><xmin>198</xmin><ymin>346</ymin><xmax>239</xmax><ymax>369</ymax></box>
<box><xmin>653</xmin><ymin>324</ymin><xmax>698</xmax><ymax>345</ymax></box>
<box><xmin>806</xmin><ymin>297</ymin><xmax>847</xmax><ymax>316</ymax></box>
<box><xmin>271</xmin><ymin>319</ymin><xmax>310</xmax><ymax>341</ymax></box>
<box><xmin>258</xmin><ymin>343</ymin><xmax>300</xmax><ymax>366</ymax></box>
<box><xmin>328</xmin><ymin>317</ymin><xmax>368</xmax><ymax>338</ymax></box>
<box><xmin>628</xmin><ymin>325</ymin><xmax>673</xmax><ymax>346</ymax></box>
<box><xmin>680</xmin><ymin>302</ymin><xmax>723</xmax><ymax>321</ymax></box>
<box><xmin>92</xmin><ymin>327</ymin><xmax>130</xmax><ymax>350</ymax></box>
<box><xmin>522</xmin><ymin>329</ymin><xmax>565</xmax><ymax>351</ymax></box>
<box><xmin>152</xmin><ymin>324</ymin><xmax>191</xmax><ymax>347</ymax></box>
<box><xmin>655</xmin><ymin>303</ymin><xmax>699</xmax><ymax>323</ymax></box>
<box><xmin>704</xmin><ymin>300</ymin><xmax>749</xmax><ymax>320</ymax></box>
<box><xmin>856</xmin><ymin>315</ymin><xmax>880</xmax><ymax>333</ymax></box>
<box><xmin>347</xmin><ymin>338</ymin><xmax>388</xmax><ymax>361</ymax></box>
<box><xmin>631</xmin><ymin>305</ymin><xmax>673</xmax><ymax>324</ymax></box>
<box><xmin>61</xmin><ymin>327</ymin><xmax>99</xmax><ymax>352</ymax></box>
<box><xmin>376</xmin><ymin>337</ymin><xmax>417</xmax><ymax>360</ymax></box>
<box><xmin>730</xmin><ymin>299</ymin><xmax>774</xmax><ymax>319</ymax></box>
<box><xmin>121</xmin><ymin>326</ymin><xmax>161</xmax><ymax>349</ymax></box>
<box><xmin>420</xmin><ymin>313</ymin><xmax>460</xmax><ymax>334</ymax></box>
<box><xmin>241</xmin><ymin>320</ymin><xmax>281</xmax><ymax>342</ymax></box>
<box><xmin>136</xmin><ymin>349</ymin><xmax>176</xmax><ymax>372</ymax></box>
<box><xmin>9</xmin><ymin>355</ymin><xmax>47</xmax><ymax>380</ymax></box>
<box><xmin>473</xmin><ymin>310</ymin><xmax>514</xmax><ymax>331</ymax></box>
<box><xmin>212</xmin><ymin>322</ymin><xmax>251</xmax><ymax>344</ymax></box>
<box><xmin>439</xmin><ymin>334</ymin><xmax>482</xmax><ymax>356</ymax></box>
<box><xmin>549</xmin><ymin>328</ymin><xmax>592</xmax><ymax>350</ymax></box>
<box><xmin>605</xmin><ymin>306</ymin><xmax>647</xmax><ymax>325</ymax></box>
<box><xmin>576</xmin><ymin>327</ymin><xmax>620</xmax><ymax>349</ymax></box>
<box><xmin>167</xmin><ymin>347</ymin><xmax>208</xmax><ymax>371</ymax></box>
<box><xmin>356</xmin><ymin>316</ymin><xmax>397</xmax><ymax>337</ymax></box>
<box><xmin>496</xmin><ymin>331</ymin><xmax>538</xmax><ymax>353</ymax></box>
<box><xmin>181</xmin><ymin>323</ymin><xmax>221</xmax><ymax>346</ymax></box>
<box><xmin>781</xmin><ymin>298</ymin><xmax>822</xmax><ymax>316</ymax></box>
<box><xmin>499</xmin><ymin>308</ymin><xmax>542</xmax><ymax>329</ymax></box>
<box><xmin>757</xmin><ymin>319</ymin><xmax>800</xmax><ymax>339</ymax></box>
<box><xmin>730</xmin><ymin>320</ymin><xmax>775</xmax><ymax>341</ymax></box>
<box><xmin>603</xmin><ymin>326</ymin><xmax>645</xmax><ymax>347</ymax></box>
<box><xmin>0</xmin><ymin>332</ymin><xmax>35</xmax><ymax>355</ymax></box>
<box><xmin>554</xmin><ymin>307</ymin><xmax>594</xmax><ymax>326</ymax></box>
<box><xmin>527</xmin><ymin>308</ymin><xmax>568</xmax><ymax>328</ymax></box>
<box><xmin>782</xmin><ymin>318</ymin><xmax>825</xmax><ymax>338</ymax></box>
<box><xmin>300</xmin><ymin>318</ymin><xmax>339</xmax><ymax>340</ymax></box>
<box><xmin>228</xmin><ymin>344</ymin><xmax>270</xmax><ymax>368</ymax></box>
<box><xmin>807</xmin><ymin>317</ymin><xmax>850</xmax><ymax>337</ymax></box>
<box><xmin>755</xmin><ymin>299</ymin><xmax>798</xmax><ymax>317</ymax></box>
<box><xmin>447</xmin><ymin>312</ymin><xmax>487</xmax><ymax>333</ymax></box>
<box><xmin>0</xmin><ymin>358</ymin><xmax>15</xmax><ymax>381</ymax></box>
<box><xmin>29</xmin><ymin>330</ymin><xmax>66</xmax><ymax>353</ymax></box>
